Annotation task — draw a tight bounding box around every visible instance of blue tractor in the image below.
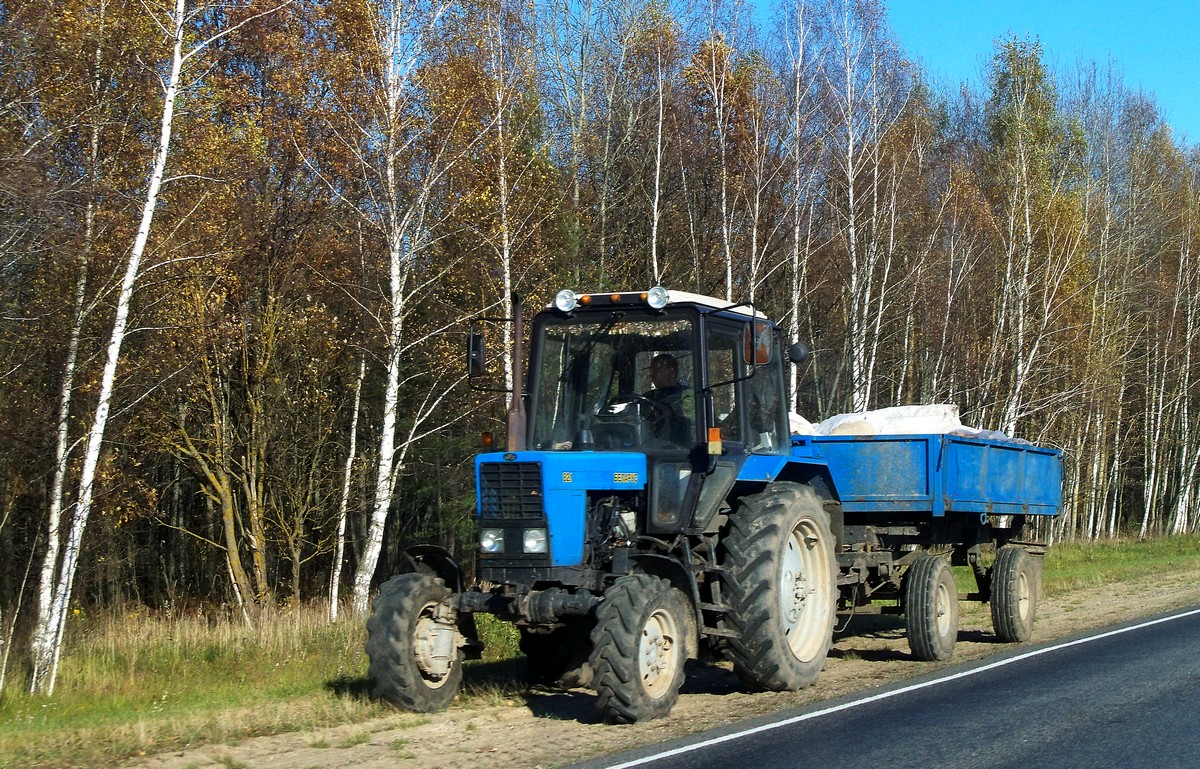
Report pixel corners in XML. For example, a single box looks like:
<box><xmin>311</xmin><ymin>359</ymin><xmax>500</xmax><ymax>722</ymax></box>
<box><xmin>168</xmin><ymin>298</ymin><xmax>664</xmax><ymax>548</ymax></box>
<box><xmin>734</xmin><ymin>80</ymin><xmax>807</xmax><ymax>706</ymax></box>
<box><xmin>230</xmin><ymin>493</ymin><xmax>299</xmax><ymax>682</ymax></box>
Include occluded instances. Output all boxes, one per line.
<box><xmin>364</xmin><ymin>287</ymin><xmax>1062</xmax><ymax>723</ymax></box>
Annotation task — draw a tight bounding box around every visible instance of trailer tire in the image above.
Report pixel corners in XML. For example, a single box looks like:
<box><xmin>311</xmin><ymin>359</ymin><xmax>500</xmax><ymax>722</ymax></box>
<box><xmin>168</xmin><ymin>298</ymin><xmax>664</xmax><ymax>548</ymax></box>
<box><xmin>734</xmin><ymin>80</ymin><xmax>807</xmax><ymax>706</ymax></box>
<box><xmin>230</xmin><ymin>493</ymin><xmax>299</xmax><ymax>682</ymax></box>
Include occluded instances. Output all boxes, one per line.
<box><xmin>719</xmin><ymin>483</ymin><xmax>837</xmax><ymax>691</ymax></box>
<box><xmin>589</xmin><ymin>574</ymin><xmax>688</xmax><ymax>723</ymax></box>
<box><xmin>365</xmin><ymin>573</ymin><xmax>463</xmax><ymax>712</ymax></box>
<box><xmin>520</xmin><ymin>621</ymin><xmax>594</xmax><ymax>687</ymax></box>
<box><xmin>991</xmin><ymin>545</ymin><xmax>1038</xmax><ymax>642</ymax></box>
<box><xmin>905</xmin><ymin>554</ymin><xmax>959</xmax><ymax>661</ymax></box>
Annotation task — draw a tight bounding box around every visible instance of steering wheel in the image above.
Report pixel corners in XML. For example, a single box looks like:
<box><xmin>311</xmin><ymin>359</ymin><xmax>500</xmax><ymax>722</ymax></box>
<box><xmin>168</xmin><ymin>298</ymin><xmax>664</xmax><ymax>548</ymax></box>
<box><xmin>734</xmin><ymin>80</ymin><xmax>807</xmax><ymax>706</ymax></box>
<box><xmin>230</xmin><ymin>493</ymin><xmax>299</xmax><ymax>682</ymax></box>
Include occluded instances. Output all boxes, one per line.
<box><xmin>599</xmin><ymin>393</ymin><xmax>654</xmax><ymax>415</ymax></box>
<box><xmin>618</xmin><ymin>394</ymin><xmax>662</xmax><ymax>420</ymax></box>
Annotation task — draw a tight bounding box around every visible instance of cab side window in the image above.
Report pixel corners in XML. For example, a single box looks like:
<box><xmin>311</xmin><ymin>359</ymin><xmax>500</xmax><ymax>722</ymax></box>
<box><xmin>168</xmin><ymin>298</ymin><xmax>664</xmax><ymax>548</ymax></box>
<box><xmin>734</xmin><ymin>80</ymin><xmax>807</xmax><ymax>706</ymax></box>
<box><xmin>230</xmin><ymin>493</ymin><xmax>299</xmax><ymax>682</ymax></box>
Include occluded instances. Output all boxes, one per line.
<box><xmin>706</xmin><ymin>327</ymin><xmax>742</xmax><ymax>442</ymax></box>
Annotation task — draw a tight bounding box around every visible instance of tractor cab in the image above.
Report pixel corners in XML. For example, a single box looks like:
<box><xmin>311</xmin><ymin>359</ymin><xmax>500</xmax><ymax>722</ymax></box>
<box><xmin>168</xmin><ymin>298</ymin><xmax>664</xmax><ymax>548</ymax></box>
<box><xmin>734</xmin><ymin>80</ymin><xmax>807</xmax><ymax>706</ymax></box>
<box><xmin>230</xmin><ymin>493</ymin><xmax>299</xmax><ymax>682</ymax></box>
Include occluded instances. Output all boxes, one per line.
<box><xmin>525</xmin><ymin>287</ymin><xmax>793</xmax><ymax>460</ymax></box>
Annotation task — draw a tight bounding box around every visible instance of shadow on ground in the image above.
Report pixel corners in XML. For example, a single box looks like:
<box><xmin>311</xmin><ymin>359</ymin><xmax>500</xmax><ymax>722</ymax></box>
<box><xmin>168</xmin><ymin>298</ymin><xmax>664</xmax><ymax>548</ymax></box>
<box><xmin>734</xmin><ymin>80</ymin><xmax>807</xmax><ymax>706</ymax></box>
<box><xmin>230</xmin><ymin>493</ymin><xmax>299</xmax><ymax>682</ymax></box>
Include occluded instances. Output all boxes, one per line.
<box><xmin>516</xmin><ymin>659</ymin><xmax>747</xmax><ymax>722</ymax></box>
<box><xmin>327</xmin><ymin>617</ymin><xmax>1003</xmax><ymax>722</ymax></box>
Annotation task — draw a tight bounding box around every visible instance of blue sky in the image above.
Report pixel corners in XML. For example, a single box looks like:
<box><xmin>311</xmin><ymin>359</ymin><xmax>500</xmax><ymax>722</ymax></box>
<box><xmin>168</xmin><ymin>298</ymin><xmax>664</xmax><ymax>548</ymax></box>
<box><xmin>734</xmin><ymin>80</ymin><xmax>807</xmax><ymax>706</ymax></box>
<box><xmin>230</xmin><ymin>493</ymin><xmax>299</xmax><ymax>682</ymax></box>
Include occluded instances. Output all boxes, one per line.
<box><xmin>882</xmin><ymin>0</ymin><xmax>1200</xmax><ymax>145</ymax></box>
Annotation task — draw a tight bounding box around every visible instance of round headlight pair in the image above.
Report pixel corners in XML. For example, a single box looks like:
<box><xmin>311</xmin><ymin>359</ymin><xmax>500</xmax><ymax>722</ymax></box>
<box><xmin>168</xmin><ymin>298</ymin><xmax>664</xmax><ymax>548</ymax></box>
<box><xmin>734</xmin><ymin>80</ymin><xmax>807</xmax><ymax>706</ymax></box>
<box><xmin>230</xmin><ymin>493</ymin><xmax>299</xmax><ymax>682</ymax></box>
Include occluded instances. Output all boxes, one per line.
<box><xmin>480</xmin><ymin>527</ymin><xmax>548</xmax><ymax>554</ymax></box>
<box><xmin>554</xmin><ymin>286</ymin><xmax>669</xmax><ymax>312</ymax></box>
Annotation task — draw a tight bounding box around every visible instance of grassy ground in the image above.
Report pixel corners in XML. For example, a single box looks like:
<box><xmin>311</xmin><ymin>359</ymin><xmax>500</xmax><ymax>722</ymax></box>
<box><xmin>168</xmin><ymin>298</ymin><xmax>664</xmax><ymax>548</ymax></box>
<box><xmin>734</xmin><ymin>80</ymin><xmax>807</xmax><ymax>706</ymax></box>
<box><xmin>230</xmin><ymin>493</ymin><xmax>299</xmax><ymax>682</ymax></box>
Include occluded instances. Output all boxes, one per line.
<box><xmin>0</xmin><ymin>606</ymin><xmax>522</xmax><ymax>768</ymax></box>
<box><xmin>2</xmin><ymin>534</ymin><xmax>1197</xmax><ymax>768</ymax></box>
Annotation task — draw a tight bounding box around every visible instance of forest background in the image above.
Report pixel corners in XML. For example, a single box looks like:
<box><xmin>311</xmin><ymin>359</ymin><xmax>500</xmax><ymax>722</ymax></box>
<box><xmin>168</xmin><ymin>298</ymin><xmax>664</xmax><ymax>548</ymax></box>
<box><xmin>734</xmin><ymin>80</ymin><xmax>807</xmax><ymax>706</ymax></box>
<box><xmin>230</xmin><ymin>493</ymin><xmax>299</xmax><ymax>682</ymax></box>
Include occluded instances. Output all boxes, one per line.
<box><xmin>1</xmin><ymin>0</ymin><xmax>1198</xmax><ymax>695</ymax></box>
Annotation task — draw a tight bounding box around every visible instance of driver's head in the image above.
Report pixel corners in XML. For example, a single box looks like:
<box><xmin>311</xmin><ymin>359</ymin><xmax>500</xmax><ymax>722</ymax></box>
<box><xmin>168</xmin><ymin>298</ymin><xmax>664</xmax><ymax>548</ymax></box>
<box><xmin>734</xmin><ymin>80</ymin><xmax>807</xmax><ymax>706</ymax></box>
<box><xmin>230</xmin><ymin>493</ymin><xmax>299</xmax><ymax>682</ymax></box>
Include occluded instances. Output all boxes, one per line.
<box><xmin>649</xmin><ymin>353</ymin><xmax>679</xmax><ymax>389</ymax></box>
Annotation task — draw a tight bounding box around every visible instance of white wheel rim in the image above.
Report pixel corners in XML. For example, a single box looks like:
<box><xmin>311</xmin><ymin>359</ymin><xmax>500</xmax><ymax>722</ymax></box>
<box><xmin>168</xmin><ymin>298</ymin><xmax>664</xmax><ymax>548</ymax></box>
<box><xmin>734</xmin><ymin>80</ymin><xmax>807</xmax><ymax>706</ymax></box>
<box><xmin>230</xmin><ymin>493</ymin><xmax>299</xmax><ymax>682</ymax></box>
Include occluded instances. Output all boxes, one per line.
<box><xmin>780</xmin><ymin>518</ymin><xmax>832</xmax><ymax>662</ymax></box>
<box><xmin>413</xmin><ymin>601</ymin><xmax>453</xmax><ymax>689</ymax></box>
<box><xmin>1016</xmin><ymin>570</ymin><xmax>1031</xmax><ymax>621</ymax></box>
<box><xmin>639</xmin><ymin>608</ymin><xmax>679</xmax><ymax>698</ymax></box>
<box><xmin>935</xmin><ymin>578</ymin><xmax>953</xmax><ymax>637</ymax></box>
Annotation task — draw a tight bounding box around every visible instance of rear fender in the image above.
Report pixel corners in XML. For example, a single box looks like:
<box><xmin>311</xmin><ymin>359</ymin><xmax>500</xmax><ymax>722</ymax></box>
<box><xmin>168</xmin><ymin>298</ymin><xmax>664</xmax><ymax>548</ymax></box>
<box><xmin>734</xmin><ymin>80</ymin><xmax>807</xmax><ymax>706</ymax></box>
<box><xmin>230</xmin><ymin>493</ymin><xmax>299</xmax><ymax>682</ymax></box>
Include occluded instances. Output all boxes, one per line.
<box><xmin>729</xmin><ymin>459</ymin><xmax>843</xmax><ymax>549</ymax></box>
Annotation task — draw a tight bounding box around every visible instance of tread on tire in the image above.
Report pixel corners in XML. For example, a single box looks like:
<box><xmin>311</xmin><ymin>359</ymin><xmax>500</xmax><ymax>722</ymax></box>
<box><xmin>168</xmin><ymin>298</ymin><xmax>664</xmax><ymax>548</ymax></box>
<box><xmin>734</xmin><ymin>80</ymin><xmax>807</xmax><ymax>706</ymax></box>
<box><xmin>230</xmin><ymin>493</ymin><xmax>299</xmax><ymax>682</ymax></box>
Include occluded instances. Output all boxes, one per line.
<box><xmin>718</xmin><ymin>482</ymin><xmax>837</xmax><ymax>691</ymax></box>
<box><xmin>588</xmin><ymin>574</ymin><xmax>689</xmax><ymax>723</ymax></box>
<box><xmin>365</xmin><ymin>573</ymin><xmax>464</xmax><ymax>712</ymax></box>
<box><xmin>904</xmin><ymin>554</ymin><xmax>959</xmax><ymax>661</ymax></box>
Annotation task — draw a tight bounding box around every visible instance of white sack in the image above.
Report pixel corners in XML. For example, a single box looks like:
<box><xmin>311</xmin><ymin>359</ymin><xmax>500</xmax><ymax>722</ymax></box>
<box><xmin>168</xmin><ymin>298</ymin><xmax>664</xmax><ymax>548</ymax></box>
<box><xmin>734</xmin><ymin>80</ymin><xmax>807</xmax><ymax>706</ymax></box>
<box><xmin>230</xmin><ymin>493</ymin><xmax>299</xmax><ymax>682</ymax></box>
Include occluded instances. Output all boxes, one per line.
<box><xmin>812</xmin><ymin>404</ymin><xmax>964</xmax><ymax>436</ymax></box>
<box><xmin>789</xmin><ymin>412</ymin><xmax>816</xmax><ymax>435</ymax></box>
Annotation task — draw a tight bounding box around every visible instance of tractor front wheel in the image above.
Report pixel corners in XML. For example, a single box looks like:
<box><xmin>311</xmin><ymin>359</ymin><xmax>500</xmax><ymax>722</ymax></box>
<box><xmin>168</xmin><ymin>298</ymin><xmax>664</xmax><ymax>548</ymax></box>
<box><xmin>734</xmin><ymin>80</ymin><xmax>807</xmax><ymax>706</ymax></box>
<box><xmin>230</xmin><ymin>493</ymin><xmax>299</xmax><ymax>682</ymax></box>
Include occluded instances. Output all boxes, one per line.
<box><xmin>589</xmin><ymin>574</ymin><xmax>689</xmax><ymax>723</ymax></box>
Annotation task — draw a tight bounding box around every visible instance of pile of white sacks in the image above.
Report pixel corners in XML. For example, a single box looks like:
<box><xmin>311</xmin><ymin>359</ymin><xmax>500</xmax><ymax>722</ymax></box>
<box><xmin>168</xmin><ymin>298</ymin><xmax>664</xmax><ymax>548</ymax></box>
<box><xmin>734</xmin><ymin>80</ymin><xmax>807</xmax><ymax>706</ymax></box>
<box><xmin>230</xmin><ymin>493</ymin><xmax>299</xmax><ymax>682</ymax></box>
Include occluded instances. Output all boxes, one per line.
<box><xmin>790</xmin><ymin>404</ymin><xmax>1020</xmax><ymax>443</ymax></box>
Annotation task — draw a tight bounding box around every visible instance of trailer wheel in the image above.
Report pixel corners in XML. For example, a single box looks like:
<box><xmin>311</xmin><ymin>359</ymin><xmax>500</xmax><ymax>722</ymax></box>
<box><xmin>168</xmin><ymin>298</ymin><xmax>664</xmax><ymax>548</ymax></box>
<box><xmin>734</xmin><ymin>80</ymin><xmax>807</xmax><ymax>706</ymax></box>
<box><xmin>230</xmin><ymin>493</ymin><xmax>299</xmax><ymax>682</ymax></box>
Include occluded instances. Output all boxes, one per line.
<box><xmin>719</xmin><ymin>483</ymin><xmax>837</xmax><ymax>691</ymax></box>
<box><xmin>904</xmin><ymin>554</ymin><xmax>959</xmax><ymax>661</ymax></box>
<box><xmin>365</xmin><ymin>573</ymin><xmax>463</xmax><ymax>712</ymax></box>
<box><xmin>589</xmin><ymin>574</ymin><xmax>688</xmax><ymax>723</ymax></box>
<box><xmin>520</xmin><ymin>621</ymin><xmax>594</xmax><ymax>687</ymax></box>
<box><xmin>991</xmin><ymin>545</ymin><xmax>1038</xmax><ymax>642</ymax></box>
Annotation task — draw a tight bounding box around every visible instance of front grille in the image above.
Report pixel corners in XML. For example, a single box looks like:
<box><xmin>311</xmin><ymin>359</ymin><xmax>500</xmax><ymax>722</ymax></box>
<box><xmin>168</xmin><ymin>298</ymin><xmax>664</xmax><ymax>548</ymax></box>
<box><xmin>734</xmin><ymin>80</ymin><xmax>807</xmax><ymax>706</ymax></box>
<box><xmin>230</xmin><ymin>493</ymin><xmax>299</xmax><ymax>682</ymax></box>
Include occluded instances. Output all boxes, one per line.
<box><xmin>479</xmin><ymin>461</ymin><xmax>544</xmax><ymax>519</ymax></box>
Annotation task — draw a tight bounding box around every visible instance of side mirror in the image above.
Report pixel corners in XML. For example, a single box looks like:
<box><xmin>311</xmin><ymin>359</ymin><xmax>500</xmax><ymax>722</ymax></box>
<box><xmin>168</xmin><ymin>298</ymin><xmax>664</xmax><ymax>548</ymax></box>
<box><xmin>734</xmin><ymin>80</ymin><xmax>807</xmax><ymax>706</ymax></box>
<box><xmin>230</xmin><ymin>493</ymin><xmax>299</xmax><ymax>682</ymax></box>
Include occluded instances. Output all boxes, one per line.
<box><xmin>787</xmin><ymin>342</ymin><xmax>812</xmax><ymax>366</ymax></box>
<box><xmin>467</xmin><ymin>331</ymin><xmax>486</xmax><ymax>377</ymax></box>
<box><xmin>742</xmin><ymin>321</ymin><xmax>774</xmax><ymax>365</ymax></box>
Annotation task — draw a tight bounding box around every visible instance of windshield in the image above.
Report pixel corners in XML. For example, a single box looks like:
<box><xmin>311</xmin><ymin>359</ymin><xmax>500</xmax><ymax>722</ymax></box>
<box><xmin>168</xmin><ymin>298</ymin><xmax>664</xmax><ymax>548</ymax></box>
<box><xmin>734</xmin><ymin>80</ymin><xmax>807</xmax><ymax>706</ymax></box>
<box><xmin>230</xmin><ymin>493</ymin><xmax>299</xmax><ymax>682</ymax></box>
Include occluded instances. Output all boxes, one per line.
<box><xmin>530</xmin><ymin>314</ymin><xmax>698</xmax><ymax>451</ymax></box>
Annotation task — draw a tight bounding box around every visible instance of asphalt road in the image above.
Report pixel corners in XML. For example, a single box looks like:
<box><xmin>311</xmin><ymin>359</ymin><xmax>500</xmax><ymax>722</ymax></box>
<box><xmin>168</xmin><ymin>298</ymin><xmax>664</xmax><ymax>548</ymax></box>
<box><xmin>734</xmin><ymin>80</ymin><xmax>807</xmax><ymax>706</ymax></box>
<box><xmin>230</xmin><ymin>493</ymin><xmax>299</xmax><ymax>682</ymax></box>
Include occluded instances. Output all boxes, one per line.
<box><xmin>572</xmin><ymin>606</ymin><xmax>1200</xmax><ymax>769</ymax></box>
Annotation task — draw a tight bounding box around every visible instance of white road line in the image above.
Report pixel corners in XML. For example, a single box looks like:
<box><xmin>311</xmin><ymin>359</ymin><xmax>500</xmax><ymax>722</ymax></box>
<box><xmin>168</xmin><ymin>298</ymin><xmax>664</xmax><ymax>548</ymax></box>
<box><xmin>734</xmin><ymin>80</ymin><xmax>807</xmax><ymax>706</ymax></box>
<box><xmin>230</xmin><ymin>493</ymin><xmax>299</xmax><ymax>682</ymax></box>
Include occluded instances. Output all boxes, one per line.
<box><xmin>598</xmin><ymin>606</ymin><xmax>1200</xmax><ymax>769</ymax></box>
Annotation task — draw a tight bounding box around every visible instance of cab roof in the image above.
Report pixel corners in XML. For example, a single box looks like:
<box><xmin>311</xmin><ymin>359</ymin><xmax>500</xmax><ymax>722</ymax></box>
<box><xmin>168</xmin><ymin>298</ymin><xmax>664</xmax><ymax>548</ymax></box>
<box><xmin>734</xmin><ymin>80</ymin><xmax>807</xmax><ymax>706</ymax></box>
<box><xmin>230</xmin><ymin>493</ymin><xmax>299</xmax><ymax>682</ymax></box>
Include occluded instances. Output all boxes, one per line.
<box><xmin>543</xmin><ymin>287</ymin><xmax>767</xmax><ymax>320</ymax></box>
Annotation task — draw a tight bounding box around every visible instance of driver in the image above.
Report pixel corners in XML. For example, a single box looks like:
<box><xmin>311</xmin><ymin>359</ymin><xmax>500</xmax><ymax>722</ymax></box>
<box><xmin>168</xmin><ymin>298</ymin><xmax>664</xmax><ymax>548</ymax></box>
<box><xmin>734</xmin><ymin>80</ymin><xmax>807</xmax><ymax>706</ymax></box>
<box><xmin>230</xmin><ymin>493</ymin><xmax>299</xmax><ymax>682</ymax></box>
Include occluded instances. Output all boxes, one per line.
<box><xmin>644</xmin><ymin>353</ymin><xmax>694</xmax><ymax>445</ymax></box>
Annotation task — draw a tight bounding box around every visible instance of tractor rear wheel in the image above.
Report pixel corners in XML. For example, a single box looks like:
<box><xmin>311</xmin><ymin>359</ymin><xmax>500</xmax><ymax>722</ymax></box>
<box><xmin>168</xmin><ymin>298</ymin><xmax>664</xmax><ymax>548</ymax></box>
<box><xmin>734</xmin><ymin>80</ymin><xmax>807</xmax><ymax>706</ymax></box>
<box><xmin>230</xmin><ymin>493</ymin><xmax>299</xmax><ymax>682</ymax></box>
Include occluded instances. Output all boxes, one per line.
<box><xmin>365</xmin><ymin>573</ymin><xmax>463</xmax><ymax>712</ymax></box>
<box><xmin>719</xmin><ymin>482</ymin><xmax>837</xmax><ymax>691</ymax></box>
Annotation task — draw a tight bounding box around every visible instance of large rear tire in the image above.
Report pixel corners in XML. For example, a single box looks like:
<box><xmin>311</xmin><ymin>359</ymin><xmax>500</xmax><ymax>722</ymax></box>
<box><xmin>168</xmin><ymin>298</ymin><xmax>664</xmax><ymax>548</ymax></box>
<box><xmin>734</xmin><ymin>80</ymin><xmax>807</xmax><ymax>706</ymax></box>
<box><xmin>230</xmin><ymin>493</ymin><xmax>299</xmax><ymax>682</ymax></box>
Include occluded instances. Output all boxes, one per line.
<box><xmin>991</xmin><ymin>545</ymin><xmax>1038</xmax><ymax>642</ymax></box>
<box><xmin>589</xmin><ymin>574</ymin><xmax>688</xmax><ymax>723</ymax></box>
<box><xmin>365</xmin><ymin>573</ymin><xmax>463</xmax><ymax>712</ymax></box>
<box><xmin>719</xmin><ymin>482</ymin><xmax>837</xmax><ymax>691</ymax></box>
<box><xmin>904</xmin><ymin>554</ymin><xmax>959</xmax><ymax>661</ymax></box>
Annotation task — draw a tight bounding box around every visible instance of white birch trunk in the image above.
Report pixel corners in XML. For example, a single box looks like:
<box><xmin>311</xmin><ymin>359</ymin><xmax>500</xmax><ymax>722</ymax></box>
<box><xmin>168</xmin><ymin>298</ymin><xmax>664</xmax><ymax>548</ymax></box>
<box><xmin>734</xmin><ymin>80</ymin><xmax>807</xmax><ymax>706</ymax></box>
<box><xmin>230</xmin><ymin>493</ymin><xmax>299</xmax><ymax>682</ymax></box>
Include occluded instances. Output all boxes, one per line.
<box><xmin>28</xmin><ymin>0</ymin><xmax>187</xmax><ymax>694</ymax></box>
<box><xmin>649</xmin><ymin>43</ymin><xmax>665</xmax><ymax>282</ymax></box>
<box><xmin>329</xmin><ymin>352</ymin><xmax>366</xmax><ymax>622</ymax></box>
<box><xmin>350</xmin><ymin>0</ymin><xmax>448</xmax><ymax>614</ymax></box>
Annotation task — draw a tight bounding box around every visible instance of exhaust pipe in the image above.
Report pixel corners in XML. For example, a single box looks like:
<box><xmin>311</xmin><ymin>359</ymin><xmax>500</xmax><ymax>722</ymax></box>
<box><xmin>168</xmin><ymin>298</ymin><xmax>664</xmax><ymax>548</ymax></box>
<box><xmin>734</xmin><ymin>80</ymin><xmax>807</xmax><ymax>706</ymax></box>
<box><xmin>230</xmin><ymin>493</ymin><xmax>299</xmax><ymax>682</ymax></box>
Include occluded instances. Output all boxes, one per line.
<box><xmin>506</xmin><ymin>293</ymin><xmax>526</xmax><ymax>451</ymax></box>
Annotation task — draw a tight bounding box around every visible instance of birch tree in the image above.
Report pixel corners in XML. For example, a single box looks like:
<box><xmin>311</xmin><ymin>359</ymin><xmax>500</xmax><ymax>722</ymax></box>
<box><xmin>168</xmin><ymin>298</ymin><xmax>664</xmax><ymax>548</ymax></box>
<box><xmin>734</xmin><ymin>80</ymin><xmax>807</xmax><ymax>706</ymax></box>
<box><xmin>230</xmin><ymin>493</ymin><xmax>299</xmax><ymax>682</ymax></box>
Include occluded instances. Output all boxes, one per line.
<box><xmin>777</xmin><ymin>0</ymin><xmax>825</xmax><ymax>407</ymax></box>
<box><xmin>337</xmin><ymin>0</ymin><xmax>467</xmax><ymax>615</ymax></box>
<box><xmin>27</xmin><ymin>0</ymin><xmax>293</xmax><ymax>695</ymax></box>
<box><xmin>979</xmin><ymin>38</ymin><xmax>1087</xmax><ymax>436</ymax></box>
<box><xmin>818</xmin><ymin>0</ymin><xmax>913</xmax><ymax>411</ymax></box>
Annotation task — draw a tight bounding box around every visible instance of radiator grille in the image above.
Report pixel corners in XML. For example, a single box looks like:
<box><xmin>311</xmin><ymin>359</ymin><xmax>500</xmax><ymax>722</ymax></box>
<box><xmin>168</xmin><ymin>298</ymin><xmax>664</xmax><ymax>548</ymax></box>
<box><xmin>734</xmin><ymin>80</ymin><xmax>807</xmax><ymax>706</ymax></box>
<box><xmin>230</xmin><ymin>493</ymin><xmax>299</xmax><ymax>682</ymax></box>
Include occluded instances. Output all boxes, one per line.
<box><xmin>479</xmin><ymin>462</ymin><xmax>544</xmax><ymax>519</ymax></box>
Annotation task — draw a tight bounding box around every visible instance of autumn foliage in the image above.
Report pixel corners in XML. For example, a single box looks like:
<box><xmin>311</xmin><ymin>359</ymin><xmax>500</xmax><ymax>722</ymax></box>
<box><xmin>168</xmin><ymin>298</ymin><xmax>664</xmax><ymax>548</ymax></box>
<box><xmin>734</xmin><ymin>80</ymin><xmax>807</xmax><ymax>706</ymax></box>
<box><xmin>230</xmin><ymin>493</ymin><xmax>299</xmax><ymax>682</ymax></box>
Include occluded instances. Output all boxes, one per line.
<box><xmin>1</xmin><ymin>0</ymin><xmax>1198</xmax><ymax>690</ymax></box>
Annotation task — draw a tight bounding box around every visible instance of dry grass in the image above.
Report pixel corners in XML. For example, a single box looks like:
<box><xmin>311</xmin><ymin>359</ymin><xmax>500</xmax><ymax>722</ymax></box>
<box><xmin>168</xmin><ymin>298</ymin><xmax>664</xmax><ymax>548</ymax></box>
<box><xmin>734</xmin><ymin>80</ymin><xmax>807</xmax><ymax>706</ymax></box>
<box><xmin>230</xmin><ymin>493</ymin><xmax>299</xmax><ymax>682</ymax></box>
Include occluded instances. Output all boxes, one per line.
<box><xmin>2</xmin><ymin>605</ymin><xmax>364</xmax><ymax>766</ymax></box>
<box><xmin>0</xmin><ymin>603</ymin><xmax>520</xmax><ymax>768</ymax></box>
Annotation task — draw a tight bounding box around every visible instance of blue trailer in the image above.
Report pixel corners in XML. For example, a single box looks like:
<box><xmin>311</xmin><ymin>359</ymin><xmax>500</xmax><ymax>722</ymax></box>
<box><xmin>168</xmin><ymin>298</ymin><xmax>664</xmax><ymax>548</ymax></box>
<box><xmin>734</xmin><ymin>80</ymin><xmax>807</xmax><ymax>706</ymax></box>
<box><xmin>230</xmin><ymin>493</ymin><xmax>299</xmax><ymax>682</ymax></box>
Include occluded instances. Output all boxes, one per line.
<box><xmin>807</xmin><ymin>433</ymin><xmax>1063</xmax><ymax>520</ymax></box>
<box><xmin>365</xmin><ymin>288</ymin><xmax>1065</xmax><ymax>723</ymax></box>
<box><xmin>795</xmin><ymin>433</ymin><xmax>1062</xmax><ymax>660</ymax></box>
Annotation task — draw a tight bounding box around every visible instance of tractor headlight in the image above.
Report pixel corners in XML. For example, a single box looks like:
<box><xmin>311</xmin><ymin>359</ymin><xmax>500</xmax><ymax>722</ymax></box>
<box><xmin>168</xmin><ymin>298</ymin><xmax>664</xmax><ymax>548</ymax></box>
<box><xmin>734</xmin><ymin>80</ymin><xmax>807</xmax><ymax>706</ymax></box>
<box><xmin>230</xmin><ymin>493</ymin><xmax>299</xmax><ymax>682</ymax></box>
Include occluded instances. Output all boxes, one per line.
<box><xmin>522</xmin><ymin>527</ymin><xmax>548</xmax><ymax>554</ymax></box>
<box><xmin>554</xmin><ymin>289</ymin><xmax>578</xmax><ymax>313</ymax></box>
<box><xmin>480</xmin><ymin>528</ymin><xmax>504</xmax><ymax>553</ymax></box>
<box><xmin>646</xmin><ymin>285</ymin><xmax>669</xmax><ymax>309</ymax></box>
